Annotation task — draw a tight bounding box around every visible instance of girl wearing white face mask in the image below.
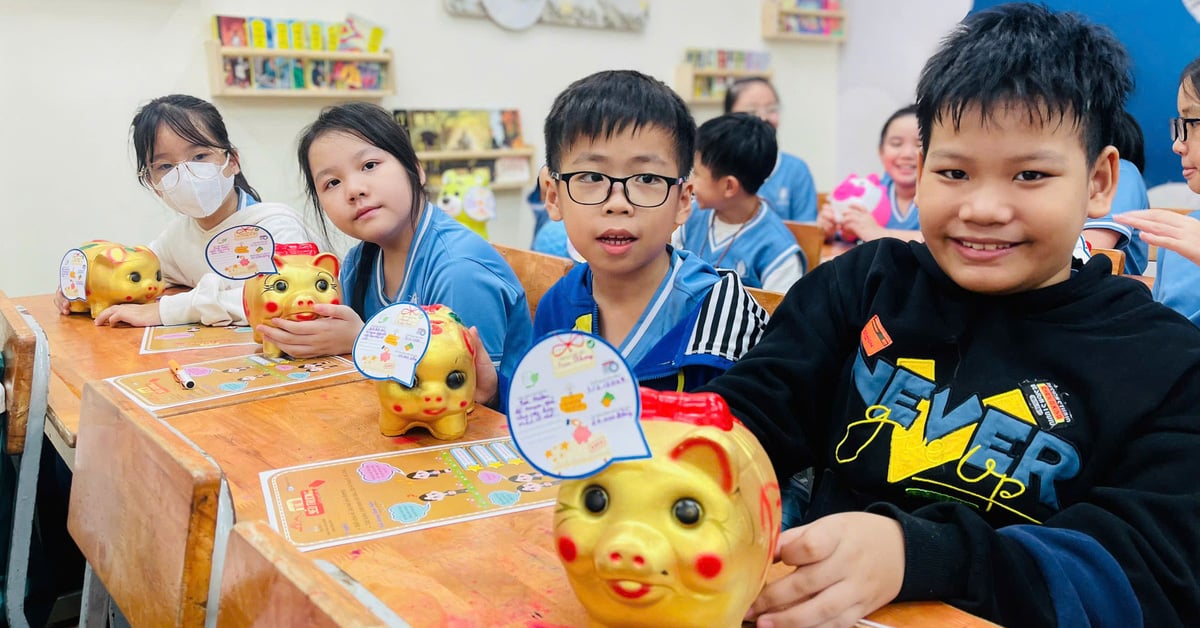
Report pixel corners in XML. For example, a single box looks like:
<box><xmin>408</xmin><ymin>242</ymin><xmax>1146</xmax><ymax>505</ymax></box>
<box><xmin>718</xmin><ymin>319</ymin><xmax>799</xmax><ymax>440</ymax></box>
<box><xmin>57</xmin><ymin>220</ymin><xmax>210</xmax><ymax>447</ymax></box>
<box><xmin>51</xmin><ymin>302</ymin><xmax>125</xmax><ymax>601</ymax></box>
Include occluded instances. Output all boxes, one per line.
<box><xmin>55</xmin><ymin>94</ymin><xmax>318</xmax><ymax>327</ymax></box>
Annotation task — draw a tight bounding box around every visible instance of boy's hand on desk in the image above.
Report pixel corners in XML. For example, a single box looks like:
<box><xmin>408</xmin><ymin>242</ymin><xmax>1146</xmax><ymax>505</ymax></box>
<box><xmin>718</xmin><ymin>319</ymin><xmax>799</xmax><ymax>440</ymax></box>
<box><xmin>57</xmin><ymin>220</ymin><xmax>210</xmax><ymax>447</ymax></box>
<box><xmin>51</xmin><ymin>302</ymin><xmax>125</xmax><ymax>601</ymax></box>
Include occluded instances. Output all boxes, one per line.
<box><xmin>94</xmin><ymin>303</ymin><xmax>163</xmax><ymax>327</ymax></box>
<box><xmin>467</xmin><ymin>326</ymin><xmax>498</xmax><ymax>406</ymax></box>
<box><xmin>747</xmin><ymin>512</ymin><xmax>904</xmax><ymax>628</ymax></box>
<box><xmin>1116</xmin><ymin>209</ymin><xmax>1200</xmax><ymax>266</ymax></box>
<box><xmin>257</xmin><ymin>303</ymin><xmax>363</xmax><ymax>358</ymax></box>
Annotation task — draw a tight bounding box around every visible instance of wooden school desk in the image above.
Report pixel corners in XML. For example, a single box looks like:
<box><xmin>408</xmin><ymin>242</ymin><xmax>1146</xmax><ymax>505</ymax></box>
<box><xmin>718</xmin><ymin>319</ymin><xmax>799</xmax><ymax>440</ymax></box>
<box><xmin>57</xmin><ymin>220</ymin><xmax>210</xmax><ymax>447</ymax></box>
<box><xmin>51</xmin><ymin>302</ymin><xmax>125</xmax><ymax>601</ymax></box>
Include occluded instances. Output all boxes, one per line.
<box><xmin>71</xmin><ymin>369</ymin><xmax>995</xmax><ymax>627</ymax></box>
<box><xmin>11</xmin><ymin>295</ymin><xmax>361</xmax><ymax>469</ymax></box>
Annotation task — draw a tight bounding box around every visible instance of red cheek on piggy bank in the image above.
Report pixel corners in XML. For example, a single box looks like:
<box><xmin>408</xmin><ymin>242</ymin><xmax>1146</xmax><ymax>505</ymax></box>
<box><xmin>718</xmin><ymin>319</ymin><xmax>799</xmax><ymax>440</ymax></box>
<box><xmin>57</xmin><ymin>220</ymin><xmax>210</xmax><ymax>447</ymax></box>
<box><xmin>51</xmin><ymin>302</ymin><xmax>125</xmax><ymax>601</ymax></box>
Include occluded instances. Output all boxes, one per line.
<box><xmin>265</xmin><ymin>302</ymin><xmax>280</xmax><ymax>313</ymax></box>
<box><xmin>695</xmin><ymin>554</ymin><xmax>723</xmax><ymax>579</ymax></box>
<box><xmin>558</xmin><ymin>536</ymin><xmax>578</xmax><ymax>562</ymax></box>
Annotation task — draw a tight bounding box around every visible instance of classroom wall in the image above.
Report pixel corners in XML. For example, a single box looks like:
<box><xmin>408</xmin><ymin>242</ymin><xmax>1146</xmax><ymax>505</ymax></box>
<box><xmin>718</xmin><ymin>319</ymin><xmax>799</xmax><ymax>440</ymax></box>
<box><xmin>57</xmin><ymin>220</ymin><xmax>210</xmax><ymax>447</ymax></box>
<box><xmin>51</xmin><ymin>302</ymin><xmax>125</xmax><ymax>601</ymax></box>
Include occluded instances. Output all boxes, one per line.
<box><xmin>0</xmin><ymin>0</ymin><xmax>840</xmax><ymax>298</ymax></box>
<box><xmin>833</xmin><ymin>1</ymin><xmax>970</xmax><ymax>180</ymax></box>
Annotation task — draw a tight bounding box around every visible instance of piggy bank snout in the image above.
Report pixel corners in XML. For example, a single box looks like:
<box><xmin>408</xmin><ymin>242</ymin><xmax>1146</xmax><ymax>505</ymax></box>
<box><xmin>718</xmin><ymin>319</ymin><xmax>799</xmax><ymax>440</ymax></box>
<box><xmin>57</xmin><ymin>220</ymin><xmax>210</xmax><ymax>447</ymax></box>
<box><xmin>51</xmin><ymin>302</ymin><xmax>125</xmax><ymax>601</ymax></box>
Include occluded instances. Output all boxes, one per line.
<box><xmin>594</xmin><ymin>522</ymin><xmax>669</xmax><ymax>577</ymax></box>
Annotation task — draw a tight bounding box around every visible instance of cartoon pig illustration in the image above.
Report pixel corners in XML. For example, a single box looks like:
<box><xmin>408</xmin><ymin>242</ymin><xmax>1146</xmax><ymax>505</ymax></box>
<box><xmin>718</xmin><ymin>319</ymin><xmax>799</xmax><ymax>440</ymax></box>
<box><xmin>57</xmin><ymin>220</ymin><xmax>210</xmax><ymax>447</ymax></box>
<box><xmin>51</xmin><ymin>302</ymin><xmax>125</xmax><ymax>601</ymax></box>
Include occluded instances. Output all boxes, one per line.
<box><xmin>242</xmin><ymin>250</ymin><xmax>341</xmax><ymax>358</ymax></box>
<box><xmin>554</xmin><ymin>388</ymin><xmax>781</xmax><ymax>628</ymax></box>
<box><xmin>67</xmin><ymin>240</ymin><xmax>164</xmax><ymax>318</ymax></box>
<box><xmin>376</xmin><ymin>304</ymin><xmax>476</xmax><ymax>440</ymax></box>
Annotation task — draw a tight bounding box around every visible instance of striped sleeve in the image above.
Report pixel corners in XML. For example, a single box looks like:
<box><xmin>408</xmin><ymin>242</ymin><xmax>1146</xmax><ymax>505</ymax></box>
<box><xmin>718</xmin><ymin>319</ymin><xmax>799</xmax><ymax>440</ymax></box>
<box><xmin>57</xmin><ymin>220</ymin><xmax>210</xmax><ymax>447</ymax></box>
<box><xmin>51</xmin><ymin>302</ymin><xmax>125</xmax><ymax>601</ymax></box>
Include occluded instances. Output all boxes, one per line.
<box><xmin>685</xmin><ymin>271</ymin><xmax>769</xmax><ymax>362</ymax></box>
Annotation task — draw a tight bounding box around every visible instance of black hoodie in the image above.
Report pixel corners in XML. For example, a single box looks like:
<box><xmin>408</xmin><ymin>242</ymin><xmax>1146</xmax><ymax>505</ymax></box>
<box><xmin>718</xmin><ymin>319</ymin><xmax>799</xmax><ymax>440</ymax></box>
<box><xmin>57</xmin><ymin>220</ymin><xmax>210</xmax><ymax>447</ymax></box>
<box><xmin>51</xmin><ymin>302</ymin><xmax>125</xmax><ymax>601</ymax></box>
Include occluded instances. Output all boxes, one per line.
<box><xmin>702</xmin><ymin>238</ymin><xmax>1200</xmax><ymax>627</ymax></box>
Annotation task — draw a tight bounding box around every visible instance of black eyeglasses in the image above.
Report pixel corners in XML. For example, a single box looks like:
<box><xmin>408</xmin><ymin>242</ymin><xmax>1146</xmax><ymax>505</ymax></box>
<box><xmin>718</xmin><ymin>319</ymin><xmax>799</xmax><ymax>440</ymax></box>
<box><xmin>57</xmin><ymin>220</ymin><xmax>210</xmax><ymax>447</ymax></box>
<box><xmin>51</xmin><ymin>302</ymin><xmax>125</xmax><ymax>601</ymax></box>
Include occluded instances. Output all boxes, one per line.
<box><xmin>1171</xmin><ymin>117</ymin><xmax>1200</xmax><ymax>143</ymax></box>
<box><xmin>549</xmin><ymin>170</ymin><xmax>687</xmax><ymax>208</ymax></box>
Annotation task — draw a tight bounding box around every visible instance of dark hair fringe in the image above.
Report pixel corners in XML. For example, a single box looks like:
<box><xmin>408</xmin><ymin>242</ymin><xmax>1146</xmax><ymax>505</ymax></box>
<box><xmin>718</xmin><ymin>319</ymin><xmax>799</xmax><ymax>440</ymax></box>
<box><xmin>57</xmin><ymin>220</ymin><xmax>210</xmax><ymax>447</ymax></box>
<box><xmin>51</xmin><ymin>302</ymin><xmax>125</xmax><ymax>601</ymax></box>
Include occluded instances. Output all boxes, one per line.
<box><xmin>131</xmin><ymin>94</ymin><xmax>260</xmax><ymax>202</ymax></box>
<box><xmin>295</xmin><ymin>102</ymin><xmax>427</xmax><ymax>317</ymax></box>
<box><xmin>544</xmin><ymin>70</ymin><xmax>696</xmax><ymax>177</ymax></box>
<box><xmin>915</xmin><ymin>2</ymin><xmax>1132</xmax><ymax>165</ymax></box>
<box><xmin>697</xmin><ymin>113</ymin><xmax>777</xmax><ymax>195</ymax></box>
<box><xmin>879</xmin><ymin>104</ymin><xmax>918</xmax><ymax>149</ymax></box>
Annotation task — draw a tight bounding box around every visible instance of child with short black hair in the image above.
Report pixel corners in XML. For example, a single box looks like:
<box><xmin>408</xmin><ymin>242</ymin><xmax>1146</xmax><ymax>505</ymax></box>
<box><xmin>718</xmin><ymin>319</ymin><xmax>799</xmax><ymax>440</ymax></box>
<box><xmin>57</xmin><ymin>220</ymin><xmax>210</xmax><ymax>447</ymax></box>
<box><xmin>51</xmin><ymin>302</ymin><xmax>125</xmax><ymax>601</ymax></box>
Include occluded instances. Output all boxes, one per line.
<box><xmin>674</xmin><ymin>113</ymin><xmax>803</xmax><ymax>292</ymax></box>
<box><xmin>725</xmin><ymin>77</ymin><xmax>819</xmax><ymax>222</ymax></box>
<box><xmin>704</xmin><ymin>4</ymin><xmax>1200</xmax><ymax>625</ymax></box>
<box><xmin>535</xmin><ymin>70</ymin><xmax>769</xmax><ymax>392</ymax></box>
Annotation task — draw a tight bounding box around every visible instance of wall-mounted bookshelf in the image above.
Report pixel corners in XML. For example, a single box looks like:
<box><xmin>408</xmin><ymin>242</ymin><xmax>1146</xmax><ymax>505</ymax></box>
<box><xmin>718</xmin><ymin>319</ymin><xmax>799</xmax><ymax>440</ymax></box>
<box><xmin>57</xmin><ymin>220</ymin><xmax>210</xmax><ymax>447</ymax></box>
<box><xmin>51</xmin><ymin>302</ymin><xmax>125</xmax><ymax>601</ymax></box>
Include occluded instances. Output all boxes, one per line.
<box><xmin>205</xmin><ymin>41</ymin><xmax>395</xmax><ymax>98</ymax></box>
<box><xmin>417</xmin><ymin>147</ymin><xmax>537</xmax><ymax>193</ymax></box>
<box><xmin>761</xmin><ymin>0</ymin><xmax>846</xmax><ymax>42</ymax></box>
<box><xmin>675</xmin><ymin>50</ymin><xmax>773</xmax><ymax>107</ymax></box>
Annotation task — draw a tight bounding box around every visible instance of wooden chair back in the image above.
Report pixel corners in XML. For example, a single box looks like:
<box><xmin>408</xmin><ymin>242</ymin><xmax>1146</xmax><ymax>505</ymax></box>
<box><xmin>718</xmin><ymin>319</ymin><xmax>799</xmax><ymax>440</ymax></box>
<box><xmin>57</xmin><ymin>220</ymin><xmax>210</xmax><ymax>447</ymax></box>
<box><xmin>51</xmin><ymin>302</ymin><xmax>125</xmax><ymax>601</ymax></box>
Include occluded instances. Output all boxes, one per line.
<box><xmin>68</xmin><ymin>382</ymin><xmax>224</xmax><ymax>627</ymax></box>
<box><xmin>493</xmin><ymin>243</ymin><xmax>574</xmax><ymax>318</ymax></box>
<box><xmin>746</xmin><ymin>287</ymin><xmax>785</xmax><ymax>316</ymax></box>
<box><xmin>816</xmin><ymin>191</ymin><xmax>828</xmax><ymax>211</ymax></box>
<box><xmin>0</xmin><ymin>290</ymin><xmax>36</xmax><ymax>454</ymax></box>
<box><xmin>782</xmin><ymin>221</ymin><xmax>825</xmax><ymax>272</ymax></box>
<box><xmin>217</xmin><ymin>520</ymin><xmax>392</xmax><ymax>627</ymax></box>
<box><xmin>1091</xmin><ymin>248</ymin><xmax>1125</xmax><ymax>275</ymax></box>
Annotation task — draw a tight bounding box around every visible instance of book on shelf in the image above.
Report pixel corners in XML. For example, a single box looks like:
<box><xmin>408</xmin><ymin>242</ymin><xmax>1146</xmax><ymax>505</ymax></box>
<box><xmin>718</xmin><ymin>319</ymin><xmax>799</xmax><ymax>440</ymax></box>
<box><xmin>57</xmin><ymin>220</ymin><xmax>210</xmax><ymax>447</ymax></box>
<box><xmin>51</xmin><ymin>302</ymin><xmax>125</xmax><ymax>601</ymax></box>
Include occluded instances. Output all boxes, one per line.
<box><xmin>394</xmin><ymin>109</ymin><xmax>528</xmax><ymax>153</ymax></box>
<box><xmin>342</xmin><ymin>13</ymin><xmax>386</xmax><ymax>53</ymax></box>
<box><xmin>778</xmin><ymin>0</ymin><xmax>843</xmax><ymax>36</ymax></box>
<box><xmin>247</xmin><ymin>17</ymin><xmax>275</xmax><ymax>48</ymax></box>
<box><xmin>214</xmin><ymin>15</ymin><xmax>248</xmax><ymax>46</ymax></box>
<box><xmin>442</xmin><ymin>110</ymin><xmax>495</xmax><ymax>152</ymax></box>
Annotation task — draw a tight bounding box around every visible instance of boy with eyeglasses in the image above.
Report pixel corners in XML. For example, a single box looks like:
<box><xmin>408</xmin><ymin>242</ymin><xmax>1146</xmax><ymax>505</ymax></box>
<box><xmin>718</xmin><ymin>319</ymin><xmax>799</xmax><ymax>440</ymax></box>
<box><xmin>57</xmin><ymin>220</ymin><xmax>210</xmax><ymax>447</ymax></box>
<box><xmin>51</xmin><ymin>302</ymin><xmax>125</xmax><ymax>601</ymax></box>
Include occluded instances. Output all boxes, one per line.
<box><xmin>534</xmin><ymin>70</ymin><xmax>769</xmax><ymax>392</ymax></box>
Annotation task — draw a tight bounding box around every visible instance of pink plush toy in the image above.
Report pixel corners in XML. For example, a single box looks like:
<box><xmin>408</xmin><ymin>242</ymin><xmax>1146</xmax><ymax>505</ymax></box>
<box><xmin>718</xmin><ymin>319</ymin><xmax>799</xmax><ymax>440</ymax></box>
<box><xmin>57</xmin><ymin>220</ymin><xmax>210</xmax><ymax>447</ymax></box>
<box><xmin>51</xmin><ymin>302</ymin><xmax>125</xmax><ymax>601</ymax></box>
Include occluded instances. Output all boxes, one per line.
<box><xmin>829</xmin><ymin>173</ymin><xmax>890</xmax><ymax>226</ymax></box>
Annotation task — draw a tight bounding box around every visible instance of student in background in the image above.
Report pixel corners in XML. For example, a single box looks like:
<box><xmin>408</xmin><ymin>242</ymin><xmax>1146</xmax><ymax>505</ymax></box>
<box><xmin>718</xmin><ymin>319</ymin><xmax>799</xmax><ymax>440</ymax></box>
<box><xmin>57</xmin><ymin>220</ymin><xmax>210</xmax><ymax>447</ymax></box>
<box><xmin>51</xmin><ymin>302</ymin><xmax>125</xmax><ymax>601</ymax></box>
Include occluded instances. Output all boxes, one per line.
<box><xmin>703</xmin><ymin>5</ymin><xmax>1200</xmax><ymax>625</ymax></box>
<box><xmin>534</xmin><ymin>70</ymin><xmax>769</xmax><ymax>392</ymax></box>
<box><xmin>1082</xmin><ymin>109</ymin><xmax>1149</xmax><ymax>274</ymax></box>
<box><xmin>262</xmin><ymin>102</ymin><xmax>532</xmax><ymax>401</ymax></box>
<box><xmin>725</xmin><ymin>77</ymin><xmax>819</xmax><ymax>222</ymax></box>
<box><xmin>53</xmin><ymin>94</ymin><xmax>316</xmax><ymax>327</ymax></box>
<box><xmin>674</xmin><ymin>113</ymin><xmax>803</xmax><ymax>292</ymax></box>
<box><xmin>818</xmin><ymin>105</ymin><xmax>922</xmax><ymax>242</ymax></box>
<box><xmin>1117</xmin><ymin>55</ymin><xmax>1200</xmax><ymax>322</ymax></box>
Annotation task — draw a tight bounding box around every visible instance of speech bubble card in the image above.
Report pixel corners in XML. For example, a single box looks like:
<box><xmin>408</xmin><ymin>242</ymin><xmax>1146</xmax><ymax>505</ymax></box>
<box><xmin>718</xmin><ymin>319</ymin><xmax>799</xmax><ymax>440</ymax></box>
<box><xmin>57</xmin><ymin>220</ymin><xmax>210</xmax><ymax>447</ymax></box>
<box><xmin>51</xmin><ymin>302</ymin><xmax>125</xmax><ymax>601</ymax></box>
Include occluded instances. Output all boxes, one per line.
<box><xmin>353</xmin><ymin>303</ymin><xmax>431</xmax><ymax>386</ymax></box>
<box><xmin>59</xmin><ymin>249</ymin><xmax>88</xmax><ymax>302</ymax></box>
<box><xmin>506</xmin><ymin>331</ymin><xmax>648</xmax><ymax>479</ymax></box>
<box><xmin>206</xmin><ymin>225</ymin><xmax>276</xmax><ymax>280</ymax></box>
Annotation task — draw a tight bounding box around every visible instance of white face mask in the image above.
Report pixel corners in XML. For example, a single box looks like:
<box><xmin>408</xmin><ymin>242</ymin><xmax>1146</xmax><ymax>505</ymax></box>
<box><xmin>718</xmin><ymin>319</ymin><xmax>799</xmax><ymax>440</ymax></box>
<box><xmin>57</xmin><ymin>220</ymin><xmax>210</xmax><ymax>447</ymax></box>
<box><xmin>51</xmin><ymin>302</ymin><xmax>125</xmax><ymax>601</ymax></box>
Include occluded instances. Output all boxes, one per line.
<box><xmin>160</xmin><ymin>158</ymin><xmax>236</xmax><ymax>219</ymax></box>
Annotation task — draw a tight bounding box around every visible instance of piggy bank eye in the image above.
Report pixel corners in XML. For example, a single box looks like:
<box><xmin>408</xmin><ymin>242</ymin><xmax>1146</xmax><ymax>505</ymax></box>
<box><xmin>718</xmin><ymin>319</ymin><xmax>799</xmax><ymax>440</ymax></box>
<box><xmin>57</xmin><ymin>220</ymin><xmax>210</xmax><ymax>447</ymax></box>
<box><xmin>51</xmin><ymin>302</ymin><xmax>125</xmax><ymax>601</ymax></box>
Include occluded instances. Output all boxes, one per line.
<box><xmin>316</xmin><ymin>279</ymin><xmax>330</xmax><ymax>291</ymax></box>
<box><xmin>673</xmin><ymin>498</ymin><xmax>702</xmax><ymax>525</ymax></box>
<box><xmin>399</xmin><ymin>376</ymin><xmax>419</xmax><ymax>390</ymax></box>
<box><xmin>582</xmin><ymin>485</ymin><xmax>608</xmax><ymax>514</ymax></box>
<box><xmin>129</xmin><ymin>271</ymin><xmax>142</xmax><ymax>283</ymax></box>
<box><xmin>272</xmin><ymin>280</ymin><xmax>289</xmax><ymax>292</ymax></box>
<box><xmin>446</xmin><ymin>370</ymin><xmax>467</xmax><ymax>389</ymax></box>
<box><xmin>156</xmin><ymin>270</ymin><xmax>162</xmax><ymax>282</ymax></box>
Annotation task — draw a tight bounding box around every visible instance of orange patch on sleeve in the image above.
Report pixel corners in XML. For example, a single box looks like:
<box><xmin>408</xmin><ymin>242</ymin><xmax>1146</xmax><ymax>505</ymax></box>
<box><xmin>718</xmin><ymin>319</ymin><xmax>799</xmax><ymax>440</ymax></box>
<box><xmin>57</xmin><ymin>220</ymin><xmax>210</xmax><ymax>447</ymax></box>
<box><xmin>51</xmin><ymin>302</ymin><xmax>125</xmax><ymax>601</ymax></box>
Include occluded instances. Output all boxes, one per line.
<box><xmin>860</xmin><ymin>314</ymin><xmax>893</xmax><ymax>357</ymax></box>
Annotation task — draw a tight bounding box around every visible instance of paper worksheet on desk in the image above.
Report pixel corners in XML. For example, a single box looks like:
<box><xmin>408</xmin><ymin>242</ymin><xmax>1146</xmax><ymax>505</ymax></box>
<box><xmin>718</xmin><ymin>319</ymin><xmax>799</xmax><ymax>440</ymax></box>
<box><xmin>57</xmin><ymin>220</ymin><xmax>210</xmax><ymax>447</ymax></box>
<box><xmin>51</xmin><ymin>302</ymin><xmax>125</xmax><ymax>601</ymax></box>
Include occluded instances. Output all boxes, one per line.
<box><xmin>109</xmin><ymin>354</ymin><xmax>356</xmax><ymax>413</ymax></box>
<box><xmin>139</xmin><ymin>323</ymin><xmax>259</xmax><ymax>354</ymax></box>
<box><xmin>260</xmin><ymin>436</ymin><xmax>558</xmax><ymax>551</ymax></box>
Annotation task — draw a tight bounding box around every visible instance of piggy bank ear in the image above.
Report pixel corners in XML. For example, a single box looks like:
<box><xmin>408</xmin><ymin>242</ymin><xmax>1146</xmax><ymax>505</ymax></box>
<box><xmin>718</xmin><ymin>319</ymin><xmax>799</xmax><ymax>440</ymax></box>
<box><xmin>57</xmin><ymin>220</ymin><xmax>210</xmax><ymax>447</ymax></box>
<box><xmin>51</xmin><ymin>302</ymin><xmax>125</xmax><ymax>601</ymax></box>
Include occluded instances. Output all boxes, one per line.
<box><xmin>273</xmin><ymin>254</ymin><xmax>288</xmax><ymax>270</ymax></box>
<box><xmin>312</xmin><ymin>252</ymin><xmax>340</xmax><ymax>277</ymax></box>
<box><xmin>92</xmin><ymin>250</ymin><xmax>117</xmax><ymax>270</ymax></box>
<box><xmin>670</xmin><ymin>435</ymin><xmax>736</xmax><ymax>494</ymax></box>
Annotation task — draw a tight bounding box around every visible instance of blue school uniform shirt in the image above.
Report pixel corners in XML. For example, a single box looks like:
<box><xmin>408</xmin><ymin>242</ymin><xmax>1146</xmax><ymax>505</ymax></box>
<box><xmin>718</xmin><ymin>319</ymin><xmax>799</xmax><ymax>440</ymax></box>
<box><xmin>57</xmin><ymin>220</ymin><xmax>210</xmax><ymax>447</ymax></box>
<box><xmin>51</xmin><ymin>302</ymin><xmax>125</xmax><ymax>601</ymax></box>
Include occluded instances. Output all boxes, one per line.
<box><xmin>1083</xmin><ymin>159</ymin><xmax>1149</xmax><ymax>274</ymax></box>
<box><xmin>676</xmin><ymin>202</ymin><xmax>804</xmax><ymax>289</ymax></box>
<box><xmin>879</xmin><ymin>173</ymin><xmax>920</xmax><ymax>230</ymax></box>
<box><xmin>339</xmin><ymin>204</ymin><xmax>534</xmax><ymax>383</ymax></box>
<box><xmin>532</xmin><ymin>219</ymin><xmax>570</xmax><ymax>259</ymax></box>
<box><xmin>759</xmin><ymin>151</ymin><xmax>818</xmax><ymax>222</ymax></box>
<box><xmin>533</xmin><ymin>247</ymin><xmax>768</xmax><ymax>392</ymax></box>
<box><xmin>1154</xmin><ymin>208</ymin><xmax>1200</xmax><ymax>326</ymax></box>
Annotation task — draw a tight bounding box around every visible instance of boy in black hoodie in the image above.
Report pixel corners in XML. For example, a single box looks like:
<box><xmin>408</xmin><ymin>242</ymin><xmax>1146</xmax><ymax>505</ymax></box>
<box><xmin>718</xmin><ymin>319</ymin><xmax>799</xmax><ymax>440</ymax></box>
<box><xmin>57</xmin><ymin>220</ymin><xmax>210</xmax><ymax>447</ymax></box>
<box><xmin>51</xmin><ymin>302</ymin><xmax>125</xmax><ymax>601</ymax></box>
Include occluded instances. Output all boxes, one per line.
<box><xmin>704</xmin><ymin>4</ymin><xmax>1200</xmax><ymax>626</ymax></box>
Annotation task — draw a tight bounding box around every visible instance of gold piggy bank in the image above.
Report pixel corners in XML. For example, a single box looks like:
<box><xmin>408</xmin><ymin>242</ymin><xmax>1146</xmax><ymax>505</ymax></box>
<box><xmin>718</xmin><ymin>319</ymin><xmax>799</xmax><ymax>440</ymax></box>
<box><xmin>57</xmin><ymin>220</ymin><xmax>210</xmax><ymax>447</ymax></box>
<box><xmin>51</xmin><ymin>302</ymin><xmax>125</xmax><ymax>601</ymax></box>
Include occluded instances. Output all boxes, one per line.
<box><xmin>67</xmin><ymin>240</ymin><xmax>165</xmax><ymax>318</ymax></box>
<box><xmin>242</xmin><ymin>250</ymin><xmax>341</xmax><ymax>358</ymax></box>
<box><xmin>554</xmin><ymin>388</ymin><xmax>781</xmax><ymax>628</ymax></box>
<box><xmin>376</xmin><ymin>304</ymin><xmax>476</xmax><ymax>440</ymax></box>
